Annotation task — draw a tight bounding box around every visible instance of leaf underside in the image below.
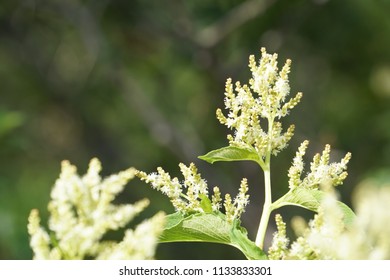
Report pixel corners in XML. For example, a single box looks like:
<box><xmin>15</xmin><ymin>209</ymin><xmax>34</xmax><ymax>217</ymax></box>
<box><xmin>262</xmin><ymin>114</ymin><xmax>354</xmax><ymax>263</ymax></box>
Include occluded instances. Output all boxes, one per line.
<box><xmin>159</xmin><ymin>212</ymin><xmax>267</xmax><ymax>260</ymax></box>
<box><xmin>272</xmin><ymin>188</ymin><xmax>355</xmax><ymax>227</ymax></box>
<box><xmin>199</xmin><ymin>146</ymin><xmax>260</xmax><ymax>164</ymax></box>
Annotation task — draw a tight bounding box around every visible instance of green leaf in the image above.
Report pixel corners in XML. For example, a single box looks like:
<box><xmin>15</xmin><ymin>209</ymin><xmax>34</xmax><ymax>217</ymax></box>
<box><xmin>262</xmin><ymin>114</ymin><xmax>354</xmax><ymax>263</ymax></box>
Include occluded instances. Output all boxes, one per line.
<box><xmin>230</xmin><ymin>221</ymin><xmax>268</xmax><ymax>260</ymax></box>
<box><xmin>336</xmin><ymin>201</ymin><xmax>355</xmax><ymax>227</ymax></box>
<box><xmin>272</xmin><ymin>188</ymin><xmax>321</xmax><ymax>212</ymax></box>
<box><xmin>311</xmin><ymin>190</ymin><xmax>355</xmax><ymax>228</ymax></box>
<box><xmin>272</xmin><ymin>188</ymin><xmax>355</xmax><ymax>227</ymax></box>
<box><xmin>199</xmin><ymin>146</ymin><xmax>261</xmax><ymax>165</ymax></box>
<box><xmin>159</xmin><ymin>212</ymin><xmax>230</xmax><ymax>243</ymax></box>
<box><xmin>199</xmin><ymin>194</ymin><xmax>213</xmax><ymax>213</ymax></box>
<box><xmin>159</xmin><ymin>212</ymin><xmax>267</xmax><ymax>260</ymax></box>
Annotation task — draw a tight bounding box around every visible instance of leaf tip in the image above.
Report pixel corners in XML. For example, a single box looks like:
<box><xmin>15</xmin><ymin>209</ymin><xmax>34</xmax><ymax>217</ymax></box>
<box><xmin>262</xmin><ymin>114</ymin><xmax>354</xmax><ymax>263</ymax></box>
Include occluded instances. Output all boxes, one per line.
<box><xmin>198</xmin><ymin>155</ymin><xmax>214</xmax><ymax>164</ymax></box>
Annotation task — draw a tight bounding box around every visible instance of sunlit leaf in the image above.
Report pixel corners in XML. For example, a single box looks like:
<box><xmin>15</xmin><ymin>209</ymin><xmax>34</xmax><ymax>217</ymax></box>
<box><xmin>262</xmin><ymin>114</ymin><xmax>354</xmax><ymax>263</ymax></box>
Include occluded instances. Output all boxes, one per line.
<box><xmin>272</xmin><ymin>188</ymin><xmax>355</xmax><ymax>227</ymax></box>
<box><xmin>199</xmin><ymin>194</ymin><xmax>213</xmax><ymax>213</ymax></box>
<box><xmin>199</xmin><ymin>146</ymin><xmax>261</xmax><ymax>165</ymax></box>
<box><xmin>159</xmin><ymin>212</ymin><xmax>267</xmax><ymax>260</ymax></box>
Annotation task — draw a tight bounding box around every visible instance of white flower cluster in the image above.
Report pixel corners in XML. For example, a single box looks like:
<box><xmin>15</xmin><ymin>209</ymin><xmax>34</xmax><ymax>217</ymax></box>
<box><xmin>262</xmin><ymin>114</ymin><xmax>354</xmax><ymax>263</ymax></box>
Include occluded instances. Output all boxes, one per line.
<box><xmin>267</xmin><ymin>214</ymin><xmax>289</xmax><ymax>259</ymax></box>
<box><xmin>27</xmin><ymin>158</ymin><xmax>165</xmax><ymax>259</ymax></box>
<box><xmin>341</xmin><ymin>181</ymin><xmax>390</xmax><ymax>259</ymax></box>
<box><xmin>137</xmin><ymin>163</ymin><xmax>249</xmax><ymax>223</ymax></box>
<box><xmin>269</xmin><ymin>180</ymin><xmax>390</xmax><ymax>260</ymax></box>
<box><xmin>224</xmin><ymin>178</ymin><xmax>250</xmax><ymax>223</ymax></box>
<box><xmin>288</xmin><ymin>140</ymin><xmax>352</xmax><ymax>189</ymax></box>
<box><xmin>216</xmin><ymin>48</ymin><xmax>302</xmax><ymax>158</ymax></box>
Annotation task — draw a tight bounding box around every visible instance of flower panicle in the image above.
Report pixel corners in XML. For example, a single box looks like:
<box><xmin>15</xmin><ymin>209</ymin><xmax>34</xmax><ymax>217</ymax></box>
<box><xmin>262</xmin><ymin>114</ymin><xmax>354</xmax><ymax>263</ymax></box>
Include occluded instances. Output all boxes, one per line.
<box><xmin>28</xmin><ymin>158</ymin><xmax>164</xmax><ymax>260</ymax></box>
<box><xmin>268</xmin><ymin>214</ymin><xmax>289</xmax><ymax>260</ymax></box>
<box><xmin>288</xmin><ymin>141</ymin><xmax>352</xmax><ymax>190</ymax></box>
<box><xmin>217</xmin><ymin>47</ymin><xmax>302</xmax><ymax>159</ymax></box>
<box><xmin>211</xmin><ymin>186</ymin><xmax>222</xmax><ymax>212</ymax></box>
<box><xmin>96</xmin><ymin>211</ymin><xmax>165</xmax><ymax>260</ymax></box>
<box><xmin>137</xmin><ymin>163</ymin><xmax>250</xmax><ymax>223</ymax></box>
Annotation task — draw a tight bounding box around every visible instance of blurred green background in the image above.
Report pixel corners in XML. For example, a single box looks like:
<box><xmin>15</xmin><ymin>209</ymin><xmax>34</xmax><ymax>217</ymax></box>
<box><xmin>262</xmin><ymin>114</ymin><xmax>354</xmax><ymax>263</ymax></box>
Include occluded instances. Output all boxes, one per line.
<box><xmin>1</xmin><ymin>0</ymin><xmax>390</xmax><ymax>259</ymax></box>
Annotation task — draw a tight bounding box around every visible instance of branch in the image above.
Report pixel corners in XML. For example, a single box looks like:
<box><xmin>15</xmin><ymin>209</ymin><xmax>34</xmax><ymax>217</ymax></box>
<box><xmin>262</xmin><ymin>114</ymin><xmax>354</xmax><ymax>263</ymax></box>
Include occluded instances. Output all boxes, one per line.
<box><xmin>194</xmin><ymin>0</ymin><xmax>277</xmax><ymax>48</ymax></box>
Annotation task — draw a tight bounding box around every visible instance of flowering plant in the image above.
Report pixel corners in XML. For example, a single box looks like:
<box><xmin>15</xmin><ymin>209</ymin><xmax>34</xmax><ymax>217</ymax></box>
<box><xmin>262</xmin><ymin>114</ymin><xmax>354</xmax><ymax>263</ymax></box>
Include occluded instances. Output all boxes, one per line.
<box><xmin>28</xmin><ymin>48</ymin><xmax>390</xmax><ymax>260</ymax></box>
<box><xmin>28</xmin><ymin>158</ymin><xmax>164</xmax><ymax>259</ymax></box>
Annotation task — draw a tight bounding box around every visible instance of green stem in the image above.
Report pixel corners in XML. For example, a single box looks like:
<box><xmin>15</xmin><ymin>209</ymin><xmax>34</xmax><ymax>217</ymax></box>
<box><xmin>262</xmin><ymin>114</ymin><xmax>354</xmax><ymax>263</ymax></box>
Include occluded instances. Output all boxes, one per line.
<box><xmin>255</xmin><ymin>167</ymin><xmax>272</xmax><ymax>249</ymax></box>
<box><xmin>255</xmin><ymin>117</ymin><xmax>274</xmax><ymax>249</ymax></box>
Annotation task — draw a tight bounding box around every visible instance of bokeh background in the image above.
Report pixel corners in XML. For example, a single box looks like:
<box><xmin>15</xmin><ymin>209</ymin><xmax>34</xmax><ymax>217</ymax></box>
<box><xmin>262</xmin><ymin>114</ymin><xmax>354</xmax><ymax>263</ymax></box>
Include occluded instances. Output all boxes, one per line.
<box><xmin>1</xmin><ymin>0</ymin><xmax>390</xmax><ymax>259</ymax></box>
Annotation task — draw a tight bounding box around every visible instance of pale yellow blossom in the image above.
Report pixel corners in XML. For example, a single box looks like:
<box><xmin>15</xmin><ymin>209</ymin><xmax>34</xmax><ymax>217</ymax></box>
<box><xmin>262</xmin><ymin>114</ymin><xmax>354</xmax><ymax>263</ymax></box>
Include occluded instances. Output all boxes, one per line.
<box><xmin>137</xmin><ymin>163</ymin><xmax>249</xmax><ymax>223</ymax></box>
<box><xmin>217</xmin><ymin>48</ymin><xmax>302</xmax><ymax>160</ymax></box>
<box><xmin>288</xmin><ymin>141</ymin><xmax>351</xmax><ymax>190</ymax></box>
<box><xmin>28</xmin><ymin>158</ymin><xmax>164</xmax><ymax>259</ymax></box>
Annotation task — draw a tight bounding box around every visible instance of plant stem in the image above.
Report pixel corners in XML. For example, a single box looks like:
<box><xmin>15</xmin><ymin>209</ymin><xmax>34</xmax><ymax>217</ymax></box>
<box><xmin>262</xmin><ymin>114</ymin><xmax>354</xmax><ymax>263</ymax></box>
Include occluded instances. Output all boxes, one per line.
<box><xmin>255</xmin><ymin>167</ymin><xmax>272</xmax><ymax>249</ymax></box>
<box><xmin>255</xmin><ymin>117</ymin><xmax>274</xmax><ymax>249</ymax></box>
